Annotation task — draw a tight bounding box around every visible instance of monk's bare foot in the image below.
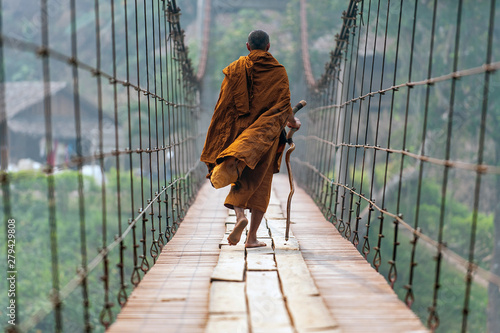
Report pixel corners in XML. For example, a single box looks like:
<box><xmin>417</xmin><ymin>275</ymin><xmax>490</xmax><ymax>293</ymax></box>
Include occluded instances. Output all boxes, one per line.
<box><xmin>245</xmin><ymin>240</ymin><xmax>267</xmax><ymax>248</ymax></box>
<box><xmin>228</xmin><ymin>217</ymin><xmax>248</xmax><ymax>245</ymax></box>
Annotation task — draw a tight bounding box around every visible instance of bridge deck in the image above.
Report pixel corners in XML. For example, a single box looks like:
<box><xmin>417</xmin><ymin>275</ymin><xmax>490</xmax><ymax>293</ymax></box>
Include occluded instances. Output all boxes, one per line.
<box><xmin>108</xmin><ymin>175</ymin><xmax>428</xmax><ymax>333</ymax></box>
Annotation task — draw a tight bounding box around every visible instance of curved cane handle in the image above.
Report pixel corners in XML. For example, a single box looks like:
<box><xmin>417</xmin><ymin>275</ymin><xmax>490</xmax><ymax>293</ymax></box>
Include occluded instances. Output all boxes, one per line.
<box><xmin>286</xmin><ymin>100</ymin><xmax>306</xmax><ymax>143</ymax></box>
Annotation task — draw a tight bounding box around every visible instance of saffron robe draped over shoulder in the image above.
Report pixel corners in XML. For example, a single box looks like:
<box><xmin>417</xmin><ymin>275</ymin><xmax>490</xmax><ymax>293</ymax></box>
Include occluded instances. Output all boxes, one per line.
<box><xmin>200</xmin><ymin>49</ymin><xmax>293</xmax><ymax>175</ymax></box>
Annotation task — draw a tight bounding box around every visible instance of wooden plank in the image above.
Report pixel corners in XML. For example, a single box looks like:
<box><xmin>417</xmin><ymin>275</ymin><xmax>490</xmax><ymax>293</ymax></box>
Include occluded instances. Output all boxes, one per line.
<box><xmin>246</xmin><ymin>246</ymin><xmax>274</xmax><ymax>255</ymax></box>
<box><xmin>209</xmin><ymin>281</ymin><xmax>246</xmax><ymax>314</ymax></box>
<box><xmin>275</xmin><ymin>249</ymin><xmax>319</xmax><ymax>297</ymax></box>
<box><xmin>267</xmin><ymin>218</ymin><xmax>290</xmax><ymax>237</ymax></box>
<box><xmin>225</xmin><ymin>222</ymin><xmax>235</xmax><ymax>233</ymax></box>
<box><xmin>205</xmin><ymin>314</ymin><xmax>249</xmax><ymax>333</ymax></box>
<box><xmin>273</xmin><ymin>236</ymin><xmax>300</xmax><ymax>251</ymax></box>
<box><xmin>265</xmin><ymin>212</ymin><xmax>287</xmax><ymax>219</ymax></box>
<box><xmin>286</xmin><ymin>295</ymin><xmax>339</xmax><ymax>333</ymax></box>
<box><xmin>226</xmin><ymin>216</ymin><xmax>237</xmax><ymax>223</ymax></box>
<box><xmin>246</xmin><ymin>247</ymin><xmax>276</xmax><ymax>271</ymax></box>
<box><xmin>211</xmin><ymin>245</ymin><xmax>246</xmax><ymax>282</ymax></box>
<box><xmin>265</xmin><ymin>204</ymin><xmax>283</xmax><ymax>216</ymax></box>
<box><xmin>246</xmin><ymin>271</ymin><xmax>294</xmax><ymax>333</ymax></box>
<box><xmin>268</xmin><ymin>190</ymin><xmax>281</xmax><ymax>205</ymax></box>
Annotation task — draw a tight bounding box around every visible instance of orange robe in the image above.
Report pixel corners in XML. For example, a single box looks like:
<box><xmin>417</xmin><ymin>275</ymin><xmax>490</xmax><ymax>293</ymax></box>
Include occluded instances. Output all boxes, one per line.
<box><xmin>200</xmin><ymin>49</ymin><xmax>292</xmax><ymax>212</ymax></box>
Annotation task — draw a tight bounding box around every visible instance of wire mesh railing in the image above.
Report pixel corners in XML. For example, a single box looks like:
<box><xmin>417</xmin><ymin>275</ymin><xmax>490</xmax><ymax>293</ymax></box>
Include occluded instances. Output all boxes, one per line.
<box><xmin>297</xmin><ymin>0</ymin><xmax>500</xmax><ymax>332</ymax></box>
<box><xmin>0</xmin><ymin>0</ymin><xmax>204</xmax><ymax>331</ymax></box>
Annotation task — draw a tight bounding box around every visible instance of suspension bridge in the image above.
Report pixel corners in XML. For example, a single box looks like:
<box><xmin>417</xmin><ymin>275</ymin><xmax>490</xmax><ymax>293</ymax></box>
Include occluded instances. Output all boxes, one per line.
<box><xmin>1</xmin><ymin>0</ymin><xmax>499</xmax><ymax>332</ymax></box>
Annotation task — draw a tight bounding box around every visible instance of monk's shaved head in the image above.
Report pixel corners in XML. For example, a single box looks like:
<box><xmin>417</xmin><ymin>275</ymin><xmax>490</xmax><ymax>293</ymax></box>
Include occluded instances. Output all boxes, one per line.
<box><xmin>247</xmin><ymin>30</ymin><xmax>270</xmax><ymax>51</ymax></box>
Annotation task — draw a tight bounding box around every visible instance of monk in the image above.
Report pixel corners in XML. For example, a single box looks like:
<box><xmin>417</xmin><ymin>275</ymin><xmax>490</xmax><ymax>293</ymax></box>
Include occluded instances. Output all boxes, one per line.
<box><xmin>200</xmin><ymin>30</ymin><xmax>300</xmax><ymax>248</ymax></box>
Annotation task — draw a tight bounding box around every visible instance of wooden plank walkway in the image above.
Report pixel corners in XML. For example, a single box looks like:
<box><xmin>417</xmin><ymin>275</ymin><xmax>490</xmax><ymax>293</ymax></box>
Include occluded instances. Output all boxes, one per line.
<box><xmin>108</xmin><ymin>175</ymin><xmax>428</xmax><ymax>333</ymax></box>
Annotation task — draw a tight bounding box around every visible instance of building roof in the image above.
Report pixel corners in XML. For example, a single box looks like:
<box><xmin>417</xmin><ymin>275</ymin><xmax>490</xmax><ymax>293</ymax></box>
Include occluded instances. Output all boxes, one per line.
<box><xmin>1</xmin><ymin>81</ymin><xmax>68</xmax><ymax>120</ymax></box>
<box><xmin>0</xmin><ymin>81</ymin><xmax>114</xmax><ymax>139</ymax></box>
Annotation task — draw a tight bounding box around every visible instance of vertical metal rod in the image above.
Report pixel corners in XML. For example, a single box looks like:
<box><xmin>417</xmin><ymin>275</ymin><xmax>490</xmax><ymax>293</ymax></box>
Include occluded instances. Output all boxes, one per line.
<box><xmin>463</xmin><ymin>0</ymin><xmax>496</xmax><ymax>331</ymax></box>
<box><xmin>125</xmin><ymin>0</ymin><xmax>141</xmax><ymax>289</ymax></box>
<box><xmin>360</xmin><ymin>0</ymin><xmax>382</xmax><ymax>259</ymax></box>
<box><xmin>403</xmin><ymin>0</ymin><xmax>419</xmax><ymax>309</ymax></box>
<box><xmin>371</xmin><ymin>0</ymin><xmax>392</xmax><ymax>272</ymax></box>
<box><xmin>352</xmin><ymin>0</ymin><xmax>373</xmax><ymax>249</ymax></box>
<box><xmin>110</xmin><ymin>0</ymin><xmax>127</xmax><ymax>307</ymax></box>
<box><xmin>387</xmin><ymin>0</ymin><xmax>405</xmax><ymax>289</ymax></box>
<box><xmin>41</xmin><ymin>0</ymin><xmax>62</xmax><ymax>330</ymax></box>
<box><xmin>154</xmin><ymin>0</ymin><xmax>166</xmax><ymax>250</ymax></box>
<box><xmin>94</xmin><ymin>0</ymin><xmax>112</xmax><ymax>328</ymax></box>
<box><xmin>69</xmin><ymin>0</ymin><xmax>91</xmax><ymax>329</ymax></box>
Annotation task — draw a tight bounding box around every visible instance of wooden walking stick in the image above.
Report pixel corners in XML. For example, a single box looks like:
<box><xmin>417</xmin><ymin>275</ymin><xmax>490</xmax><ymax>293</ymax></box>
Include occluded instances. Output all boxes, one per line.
<box><xmin>285</xmin><ymin>100</ymin><xmax>306</xmax><ymax>241</ymax></box>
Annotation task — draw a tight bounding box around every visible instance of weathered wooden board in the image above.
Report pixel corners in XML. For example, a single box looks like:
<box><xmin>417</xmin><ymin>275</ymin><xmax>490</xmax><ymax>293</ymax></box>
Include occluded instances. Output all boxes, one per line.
<box><xmin>246</xmin><ymin>271</ymin><xmax>294</xmax><ymax>333</ymax></box>
<box><xmin>286</xmin><ymin>295</ymin><xmax>339</xmax><ymax>333</ymax></box>
<box><xmin>246</xmin><ymin>246</ymin><xmax>274</xmax><ymax>255</ymax></box>
<box><xmin>209</xmin><ymin>281</ymin><xmax>246</xmax><ymax>314</ymax></box>
<box><xmin>268</xmin><ymin>191</ymin><xmax>281</xmax><ymax>206</ymax></box>
<box><xmin>265</xmin><ymin>204</ymin><xmax>284</xmax><ymax>216</ymax></box>
<box><xmin>265</xmin><ymin>212</ymin><xmax>287</xmax><ymax>220</ymax></box>
<box><xmin>205</xmin><ymin>314</ymin><xmax>248</xmax><ymax>333</ymax></box>
<box><xmin>273</xmin><ymin>236</ymin><xmax>300</xmax><ymax>251</ymax></box>
<box><xmin>246</xmin><ymin>247</ymin><xmax>276</xmax><ymax>271</ymax></box>
<box><xmin>225</xmin><ymin>215</ymin><xmax>237</xmax><ymax>223</ymax></box>
<box><xmin>225</xmin><ymin>222</ymin><xmax>235</xmax><ymax>233</ymax></box>
<box><xmin>211</xmin><ymin>245</ymin><xmax>246</xmax><ymax>282</ymax></box>
<box><xmin>267</xmin><ymin>218</ymin><xmax>290</xmax><ymax>237</ymax></box>
<box><xmin>274</xmin><ymin>249</ymin><xmax>319</xmax><ymax>297</ymax></box>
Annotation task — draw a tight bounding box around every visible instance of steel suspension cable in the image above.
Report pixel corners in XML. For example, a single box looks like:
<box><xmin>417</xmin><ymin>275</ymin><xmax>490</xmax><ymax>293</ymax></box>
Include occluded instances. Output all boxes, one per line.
<box><xmin>387</xmin><ymin>0</ymin><xmax>404</xmax><ymax>289</ymax></box>
<box><xmin>371</xmin><ymin>0</ymin><xmax>391</xmax><ymax>272</ymax></box>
